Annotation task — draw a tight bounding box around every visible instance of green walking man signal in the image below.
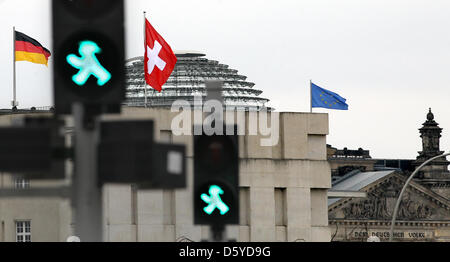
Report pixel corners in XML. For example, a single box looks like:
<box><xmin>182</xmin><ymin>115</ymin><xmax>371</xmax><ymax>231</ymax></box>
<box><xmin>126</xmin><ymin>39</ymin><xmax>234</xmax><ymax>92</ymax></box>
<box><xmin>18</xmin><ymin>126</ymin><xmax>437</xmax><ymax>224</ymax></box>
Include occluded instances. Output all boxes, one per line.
<box><xmin>52</xmin><ymin>0</ymin><xmax>125</xmax><ymax>115</ymax></box>
<box><xmin>67</xmin><ymin>41</ymin><xmax>111</xmax><ymax>86</ymax></box>
<box><xmin>193</xmin><ymin>125</ymin><xmax>239</xmax><ymax>226</ymax></box>
<box><xmin>201</xmin><ymin>185</ymin><xmax>230</xmax><ymax>215</ymax></box>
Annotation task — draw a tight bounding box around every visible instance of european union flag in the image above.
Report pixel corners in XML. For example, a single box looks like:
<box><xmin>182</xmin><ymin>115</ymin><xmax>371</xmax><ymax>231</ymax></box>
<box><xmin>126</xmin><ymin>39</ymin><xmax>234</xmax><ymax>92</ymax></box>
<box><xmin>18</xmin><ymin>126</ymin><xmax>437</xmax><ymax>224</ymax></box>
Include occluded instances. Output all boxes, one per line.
<box><xmin>311</xmin><ymin>82</ymin><xmax>348</xmax><ymax>110</ymax></box>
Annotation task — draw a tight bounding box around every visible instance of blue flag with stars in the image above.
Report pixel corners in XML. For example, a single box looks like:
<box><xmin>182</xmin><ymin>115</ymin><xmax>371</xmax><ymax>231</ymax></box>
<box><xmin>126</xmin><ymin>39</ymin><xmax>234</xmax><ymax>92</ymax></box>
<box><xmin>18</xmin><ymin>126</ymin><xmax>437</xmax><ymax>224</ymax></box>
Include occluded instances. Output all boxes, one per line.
<box><xmin>311</xmin><ymin>82</ymin><xmax>348</xmax><ymax>110</ymax></box>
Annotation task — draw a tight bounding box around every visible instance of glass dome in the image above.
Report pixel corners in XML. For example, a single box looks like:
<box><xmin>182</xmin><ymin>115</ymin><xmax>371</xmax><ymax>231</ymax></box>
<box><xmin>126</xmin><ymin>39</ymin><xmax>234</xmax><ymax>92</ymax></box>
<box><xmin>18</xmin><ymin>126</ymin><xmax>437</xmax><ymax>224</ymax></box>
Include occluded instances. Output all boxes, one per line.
<box><xmin>124</xmin><ymin>52</ymin><xmax>271</xmax><ymax>111</ymax></box>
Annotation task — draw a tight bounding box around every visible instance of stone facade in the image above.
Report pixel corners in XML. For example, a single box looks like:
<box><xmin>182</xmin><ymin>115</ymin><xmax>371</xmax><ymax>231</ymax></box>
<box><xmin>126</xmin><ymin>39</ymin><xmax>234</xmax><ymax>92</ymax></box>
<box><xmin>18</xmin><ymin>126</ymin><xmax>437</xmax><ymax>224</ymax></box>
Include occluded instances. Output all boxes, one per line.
<box><xmin>0</xmin><ymin>108</ymin><xmax>331</xmax><ymax>242</ymax></box>
<box><xmin>329</xmin><ymin>172</ymin><xmax>450</xmax><ymax>242</ymax></box>
<box><xmin>327</xmin><ymin>145</ymin><xmax>377</xmax><ymax>179</ymax></box>
<box><xmin>328</xmin><ymin>109</ymin><xmax>450</xmax><ymax>242</ymax></box>
<box><xmin>0</xmin><ymin>176</ymin><xmax>72</xmax><ymax>242</ymax></box>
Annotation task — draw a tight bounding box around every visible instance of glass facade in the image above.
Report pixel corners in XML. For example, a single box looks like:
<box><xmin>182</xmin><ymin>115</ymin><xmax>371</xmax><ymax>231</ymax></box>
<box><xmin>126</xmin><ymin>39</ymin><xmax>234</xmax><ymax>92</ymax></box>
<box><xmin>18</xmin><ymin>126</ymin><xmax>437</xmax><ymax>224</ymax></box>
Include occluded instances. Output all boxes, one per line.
<box><xmin>124</xmin><ymin>52</ymin><xmax>271</xmax><ymax>111</ymax></box>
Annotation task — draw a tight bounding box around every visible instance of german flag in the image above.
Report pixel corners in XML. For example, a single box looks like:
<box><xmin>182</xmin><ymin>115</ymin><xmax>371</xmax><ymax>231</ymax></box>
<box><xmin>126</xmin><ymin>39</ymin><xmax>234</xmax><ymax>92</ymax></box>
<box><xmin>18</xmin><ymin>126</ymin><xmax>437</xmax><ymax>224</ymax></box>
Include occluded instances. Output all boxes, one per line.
<box><xmin>15</xmin><ymin>31</ymin><xmax>51</xmax><ymax>66</ymax></box>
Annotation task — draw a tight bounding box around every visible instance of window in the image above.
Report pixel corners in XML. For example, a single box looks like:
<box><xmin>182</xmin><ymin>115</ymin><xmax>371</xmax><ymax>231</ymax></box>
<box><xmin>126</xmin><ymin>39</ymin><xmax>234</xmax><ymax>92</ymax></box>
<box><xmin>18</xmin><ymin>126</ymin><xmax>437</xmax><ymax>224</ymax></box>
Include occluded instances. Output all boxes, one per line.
<box><xmin>239</xmin><ymin>187</ymin><xmax>250</xmax><ymax>226</ymax></box>
<box><xmin>275</xmin><ymin>188</ymin><xmax>287</xmax><ymax>226</ymax></box>
<box><xmin>163</xmin><ymin>190</ymin><xmax>175</xmax><ymax>225</ymax></box>
<box><xmin>131</xmin><ymin>184</ymin><xmax>138</xmax><ymax>225</ymax></box>
<box><xmin>16</xmin><ymin>221</ymin><xmax>31</xmax><ymax>242</ymax></box>
<box><xmin>15</xmin><ymin>178</ymin><xmax>30</xmax><ymax>189</ymax></box>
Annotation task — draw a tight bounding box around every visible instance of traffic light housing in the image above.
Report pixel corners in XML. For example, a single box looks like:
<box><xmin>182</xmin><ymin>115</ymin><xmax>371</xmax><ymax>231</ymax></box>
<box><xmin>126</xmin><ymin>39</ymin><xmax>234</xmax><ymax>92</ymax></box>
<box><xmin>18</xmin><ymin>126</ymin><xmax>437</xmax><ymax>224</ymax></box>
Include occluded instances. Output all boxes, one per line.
<box><xmin>98</xmin><ymin>120</ymin><xmax>186</xmax><ymax>188</ymax></box>
<box><xmin>194</xmin><ymin>126</ymin><xmax>239</xmax><ymax>225</ymax></box>
<box><xmin>98</xmin><ymin>120</ymin><xmax>154</xmax><ymax>185</ymax></box>
<box><xmin>52</xmin><ymin>0</ymin><xmax>125</xmax><ymax>115</ymax></box>
<box><xmin>0</xmin><ymin>117</ymin><xmax>65</xmax><ymax>179</ymax></box>
<box><xmin>138</xmin><ymin>143</ymin><xmax>186</xmax><ymax>189</ymax></box>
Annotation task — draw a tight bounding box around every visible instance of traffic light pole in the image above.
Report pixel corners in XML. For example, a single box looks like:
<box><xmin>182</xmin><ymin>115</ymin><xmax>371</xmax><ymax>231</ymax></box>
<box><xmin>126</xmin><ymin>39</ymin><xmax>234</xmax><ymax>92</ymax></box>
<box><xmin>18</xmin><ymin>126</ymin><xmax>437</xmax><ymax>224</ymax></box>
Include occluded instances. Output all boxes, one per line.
<box><xmin>196</xmin><ymin>81</ymin><xmax>238</xmax><ymax>242</ymax></box>
<box><xmin>73</xmin><ymin>103</ymin><xmax>103</xmax><ymax>242</ymax></box>
<box><xmin>211</xmin><ymin>224</ymin><xmax>225</xmax><ymax>242</ymax></box>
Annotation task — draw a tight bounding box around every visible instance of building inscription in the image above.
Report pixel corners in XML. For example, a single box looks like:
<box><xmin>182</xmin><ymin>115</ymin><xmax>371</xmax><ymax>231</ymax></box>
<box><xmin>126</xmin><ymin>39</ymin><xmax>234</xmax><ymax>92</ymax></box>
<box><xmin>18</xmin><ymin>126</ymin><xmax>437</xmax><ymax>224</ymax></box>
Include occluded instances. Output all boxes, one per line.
<box><xmin>349</xmin><ymin>230</ymin><xmax>433</xmax><ymax>240</ymax></box>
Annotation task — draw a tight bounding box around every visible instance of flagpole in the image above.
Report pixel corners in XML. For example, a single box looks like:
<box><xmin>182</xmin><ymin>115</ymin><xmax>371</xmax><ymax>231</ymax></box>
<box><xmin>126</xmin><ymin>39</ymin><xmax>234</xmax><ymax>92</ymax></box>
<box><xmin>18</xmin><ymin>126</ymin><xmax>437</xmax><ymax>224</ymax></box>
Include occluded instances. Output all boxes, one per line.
<box><xmin>310</xmin><ymin>80</ymin><xmax>312</xmax><ymax>113</ymax></box>
<box><xmin>143</xmin><ymin>11</ymin><xmax>148</xmax><ymax>108</ymax></box>
<box><xmin>12</xmin><ymin>26</ymin><xmax>17</xmax><ymax>109</ymax></box>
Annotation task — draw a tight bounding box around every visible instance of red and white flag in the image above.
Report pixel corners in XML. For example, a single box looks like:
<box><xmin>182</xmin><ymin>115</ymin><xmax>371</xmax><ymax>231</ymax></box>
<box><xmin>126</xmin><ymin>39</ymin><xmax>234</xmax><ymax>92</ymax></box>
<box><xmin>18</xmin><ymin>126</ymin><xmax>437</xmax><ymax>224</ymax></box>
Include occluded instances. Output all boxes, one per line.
<box><xmin>144</xmin><ymin>18</ymin><xmax>177</xmax><ymax>92</ymax></box>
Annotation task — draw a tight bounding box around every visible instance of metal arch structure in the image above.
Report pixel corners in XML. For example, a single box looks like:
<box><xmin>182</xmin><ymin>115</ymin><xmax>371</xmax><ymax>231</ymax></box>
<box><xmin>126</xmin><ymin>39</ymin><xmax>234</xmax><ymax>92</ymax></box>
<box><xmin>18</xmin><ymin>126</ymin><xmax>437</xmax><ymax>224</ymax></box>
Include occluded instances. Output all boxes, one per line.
<box><xmin>388</xmin><ymin>151</ymin><xmax>450</xmax><ymax>242</ymax></box>
<box><xmin>124</xmin><ymin>53</ymin><xmax>272</xmax><ymax>111</ymax></box>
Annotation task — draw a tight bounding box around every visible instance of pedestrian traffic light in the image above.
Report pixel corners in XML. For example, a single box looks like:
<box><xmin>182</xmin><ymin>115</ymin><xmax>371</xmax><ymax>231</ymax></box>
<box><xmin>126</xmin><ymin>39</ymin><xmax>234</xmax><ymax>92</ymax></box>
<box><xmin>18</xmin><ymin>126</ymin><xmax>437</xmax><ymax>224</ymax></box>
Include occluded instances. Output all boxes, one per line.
<box><xmin>98</xmin><ymin>120</ymin><xmax>154</xmax><ymax>185</ymax></box>
<box><xmin>194</xmin><ymin>126</ymin><xmax>239</xmax><ymax>225</ymax></box>
<box><xmin>52</xmin><ymin>0</ymin><xmax>125</xmax><ymax>115</ymax></box>
<box><xmin>138</xmin><ymin>143</ymin><xmax>186</xmax><ymax>189</ymax></box>
<box><xmin>98</xmin><ymin>121</ymin><xmax>187</xmax><ymax>189</ymax></box>
<box><xmin>0</xmin><ymin>117</ymin><xmax>65</xmax><ymax>179</ymax></box>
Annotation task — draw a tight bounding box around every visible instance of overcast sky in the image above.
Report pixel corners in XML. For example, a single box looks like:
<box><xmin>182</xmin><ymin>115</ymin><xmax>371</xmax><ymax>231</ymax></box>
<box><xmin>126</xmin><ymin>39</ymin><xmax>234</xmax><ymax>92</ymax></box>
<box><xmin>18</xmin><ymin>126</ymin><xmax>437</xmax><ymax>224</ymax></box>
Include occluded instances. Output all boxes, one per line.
<box><xmin>1</xmin><ymin>0</ymin><xmax>450</xmax><ymax>159</ymax></box>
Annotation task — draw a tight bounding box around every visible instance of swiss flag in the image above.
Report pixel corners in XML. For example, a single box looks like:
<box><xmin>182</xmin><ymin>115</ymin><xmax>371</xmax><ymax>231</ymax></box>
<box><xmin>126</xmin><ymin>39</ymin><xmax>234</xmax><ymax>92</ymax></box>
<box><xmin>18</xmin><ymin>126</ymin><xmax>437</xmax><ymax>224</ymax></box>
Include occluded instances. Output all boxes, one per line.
<box><xmin>144</xmin><ymin>18</ymin><xmax>177</xmax><ymax>92</ymax></box>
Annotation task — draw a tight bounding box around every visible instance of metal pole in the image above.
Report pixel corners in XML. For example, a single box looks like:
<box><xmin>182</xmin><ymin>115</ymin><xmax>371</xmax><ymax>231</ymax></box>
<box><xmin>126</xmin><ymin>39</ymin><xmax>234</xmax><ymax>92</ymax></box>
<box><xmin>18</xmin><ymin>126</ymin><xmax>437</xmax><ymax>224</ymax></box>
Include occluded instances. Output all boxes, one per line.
<box><xmin>205</xmin><ymin>81</ymin><xmax>227</xmax><ymax>242</ymax></box>
<box><xmin>205</xmin><ymin>80</ymin><xmax>224</xmax><ymax>128</ymax></box>
<box><xmin>310</xmin><ymin>80</ymin><xmax>312</xmax><ymax>113</ymax></box>
<box><xmin>143</xmin><ymin>11</ymin><xmax>148</xmax><ymax>108</ymax></box>
<box><xmin>13</xmin><ymin>26</ymin><xmax>17</xmax><ymax>108</ymax></box>
<box><xmin>210</xmin><ymin>224</ymin><xmax>225</xmax><ymax>242</ymax></box>
<box><xmin>73</xmin><ymin>103</ymin><xmax>103</xmax><ymax>242</ymax></box>
<box><xmin>388</xmin><ymin>152</ymin><xmax>450</xmax><ymax>242</ymax></box>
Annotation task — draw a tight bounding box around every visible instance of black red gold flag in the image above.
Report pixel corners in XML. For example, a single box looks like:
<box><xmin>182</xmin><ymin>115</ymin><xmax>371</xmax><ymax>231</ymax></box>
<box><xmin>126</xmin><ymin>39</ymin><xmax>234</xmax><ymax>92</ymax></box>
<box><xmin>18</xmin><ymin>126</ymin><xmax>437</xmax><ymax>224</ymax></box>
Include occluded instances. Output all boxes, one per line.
<box><xmin>15</xmin><ymin>31</ymin><xmax>51</xmax><ymax>66</ymax></box>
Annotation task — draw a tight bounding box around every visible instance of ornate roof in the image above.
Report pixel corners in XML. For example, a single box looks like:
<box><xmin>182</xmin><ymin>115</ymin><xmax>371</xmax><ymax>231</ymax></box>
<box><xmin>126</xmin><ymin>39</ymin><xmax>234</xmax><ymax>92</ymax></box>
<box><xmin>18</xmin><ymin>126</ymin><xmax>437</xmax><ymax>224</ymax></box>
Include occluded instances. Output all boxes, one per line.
<box><xmin>124</xmin><ymin>53</ymin><xmax>270</xmax><ymax>110</ymax></box>
<box><xmin>414</xmin><ymin>108</ymin><xmax>450</xmax><ymax>172</ymax></box>
<box><xmin>329</xmin><ymin>171</ymin><xmax>450</xmax><ymax>220</ymax></box>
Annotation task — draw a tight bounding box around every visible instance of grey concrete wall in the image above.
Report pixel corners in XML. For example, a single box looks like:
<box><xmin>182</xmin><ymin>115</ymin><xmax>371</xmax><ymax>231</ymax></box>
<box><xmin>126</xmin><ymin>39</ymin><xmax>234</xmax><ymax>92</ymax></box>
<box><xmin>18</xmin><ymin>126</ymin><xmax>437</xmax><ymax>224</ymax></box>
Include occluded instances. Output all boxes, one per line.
<box><xmin>102</xmin><ymin>108</ymin><xmax>331</xmax><ymax>242</ymax></box>
<box><xmin>0</xmin><ymin>173</ymin><xmax>72</xmax><ymax>242</ymax></box>
<box><xmin>0</xmin><ymin>108</ymin><xmax>331</xmax><ymax>242</ymax></box>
